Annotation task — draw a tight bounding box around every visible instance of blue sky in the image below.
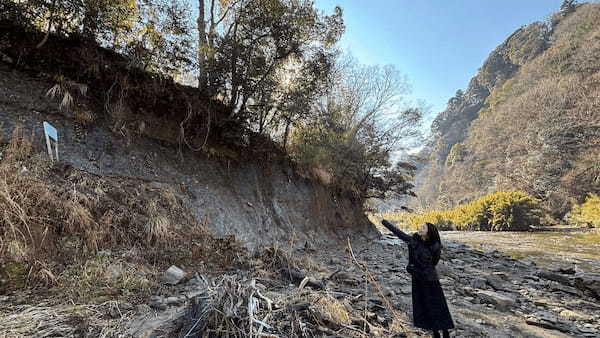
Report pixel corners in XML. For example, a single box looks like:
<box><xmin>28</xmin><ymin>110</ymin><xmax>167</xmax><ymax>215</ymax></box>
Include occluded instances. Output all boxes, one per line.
<box><xmin>314</xmin><ymin>0</ymin><xmax>570</xmax><ymax>121</ymax></box>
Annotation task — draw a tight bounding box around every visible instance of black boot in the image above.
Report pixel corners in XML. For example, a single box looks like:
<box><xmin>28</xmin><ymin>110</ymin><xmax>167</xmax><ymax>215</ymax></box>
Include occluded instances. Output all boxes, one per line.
<box><xmin>432</xmin><ymin>331</ymin><xmax>440</xmax><ymax>338</ymax></box>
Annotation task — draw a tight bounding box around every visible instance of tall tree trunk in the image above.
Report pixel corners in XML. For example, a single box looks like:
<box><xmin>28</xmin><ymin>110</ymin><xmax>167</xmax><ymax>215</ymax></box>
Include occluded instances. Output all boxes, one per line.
<box><xmin>197</xmin><ymin>0</ymin><xmax>208</xmax><ymax>92</ymax></box>
<box><xmin>82</xmin><ymin>1</ymin><xmax>99</xmax><ymax>41</ymax></box>
<box><xmin>36</xmin><ymin>0</ymin><xmax>57</xmax><ymax>48</ymax></box>
<box><xmin>229</xmin><ymin>19</ymin><xmax>240</xmax><ymax>114</ymax></box>
<box><xmin>283</xmin><ymin>119</ymin><xmax>292</xmax><ymax>152</ymax></box>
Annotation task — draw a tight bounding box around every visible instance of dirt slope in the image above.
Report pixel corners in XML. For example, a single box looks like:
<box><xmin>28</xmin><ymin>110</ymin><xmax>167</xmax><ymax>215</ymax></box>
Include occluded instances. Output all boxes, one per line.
<box><xmin>0</xmin><ymin>63</ymin><xmax>378</xmax><ymax>251</ymax></box>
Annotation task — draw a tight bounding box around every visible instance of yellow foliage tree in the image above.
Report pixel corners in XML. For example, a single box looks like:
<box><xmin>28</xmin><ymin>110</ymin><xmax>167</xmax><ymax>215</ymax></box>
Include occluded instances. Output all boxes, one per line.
<box><xmin>385</xmin><ymin>191</ymin><xmax>541</xmax><ymax>231</ymax></box>
<box><xmin>570</xmin><ymin>194</ymin><xmax>600</xmax><ymax>228</ymax></box>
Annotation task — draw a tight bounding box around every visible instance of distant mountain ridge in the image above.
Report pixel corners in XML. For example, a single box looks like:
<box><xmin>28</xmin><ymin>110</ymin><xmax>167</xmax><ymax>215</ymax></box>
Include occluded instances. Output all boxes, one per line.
<box><xmin>413</xmin><ymin>2</ymin><xmax>600</xmax><ymax>216</ymax></box>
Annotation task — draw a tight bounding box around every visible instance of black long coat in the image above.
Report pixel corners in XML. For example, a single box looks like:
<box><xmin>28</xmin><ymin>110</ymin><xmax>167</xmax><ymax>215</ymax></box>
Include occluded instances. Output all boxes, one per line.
<box><xmin>382</xmin><ymin>220</ymin><xmax>454</xmax><ymax>331</ymax></box>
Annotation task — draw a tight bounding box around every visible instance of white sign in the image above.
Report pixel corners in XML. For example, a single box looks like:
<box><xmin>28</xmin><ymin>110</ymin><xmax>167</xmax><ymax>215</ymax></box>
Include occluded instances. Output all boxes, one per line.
<box><xmin>43</xmin><ymin>121</ymin><xmax>58</xmax><ymax>141</ymax></box>
<box><xmin>43</xmin><ymin>121</ymin><xmax>59</xmax><ymax>161</ymax></box>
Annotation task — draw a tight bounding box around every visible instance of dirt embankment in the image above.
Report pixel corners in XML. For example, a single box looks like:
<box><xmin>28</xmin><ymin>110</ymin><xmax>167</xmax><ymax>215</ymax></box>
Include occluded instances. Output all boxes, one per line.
<box><xmin>0</xmin><ymin>60</ymin><xmax>378</xmax><ymax>336</ymax></box>
<box><xmin>0</xmin><ymin>62</ymin><xmax>377</xmax><ymax>249</ymax></box>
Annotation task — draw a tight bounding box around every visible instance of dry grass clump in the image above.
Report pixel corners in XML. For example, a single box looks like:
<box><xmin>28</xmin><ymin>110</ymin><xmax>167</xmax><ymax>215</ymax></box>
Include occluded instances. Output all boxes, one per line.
<box><xmin>0</xmin><ymin>126</ymin><xmax>247</xmax><ymax>295</ymax></box>
<box><xmin>259</xmin><ymin>246</ymin><xmax>322</xmax><ymax>275</ymax></box>
<box><xmin>57</xmin><ymin>255</ymin><xmax>154</xmax><ymax>302</ymax></box>
<box><xmin>0</xmin><ymin>134</ymin><xmax>106</xmax><ymax>254</ymax></box>
<box><xmin>145</xmin><ymin>214</ymin><xmax>171</xmax><ymax>243</ymax></box>
<box><xmin>0</xmin><ymin>302</ymin><xmax>134</xmax><ymax>337</ymax></box>
<box><xmin>3</xmin><ymin>125</ymin><xmax>34</xmax><ymax>161</ymax></box>
<box><xmin>0</xmin><ymin>128</ymin><xmax>100</xmax><ymax>261</ymax></box>
<box><xmin>313</xmin><ymin>294</ymin><xmax>351</xmax><ymax>326</ymax></box>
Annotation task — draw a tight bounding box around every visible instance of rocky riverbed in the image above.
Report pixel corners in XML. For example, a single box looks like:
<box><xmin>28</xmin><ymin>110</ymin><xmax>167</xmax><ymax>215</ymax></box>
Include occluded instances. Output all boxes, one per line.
<box><xmin>2</xmin><ymin>229</ymin><xmax>598</xmax><ymax>337</ymax></box>
<box><xmin>121</xmin><ymin>230</ymin><xmax>600</xmax><ymax>337</ymax></box>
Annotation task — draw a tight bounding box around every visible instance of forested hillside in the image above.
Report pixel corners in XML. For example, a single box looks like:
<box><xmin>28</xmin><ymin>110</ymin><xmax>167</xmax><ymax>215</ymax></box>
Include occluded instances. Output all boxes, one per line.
<box><xmin>414</xmin><ymin>2</ymin><xmax>600</xmax><ymax>217</ymax></box>
<box><xmin>0</xmin><ymin>0</ymin><xmax>421</xmax><ymax>207</ymax></box>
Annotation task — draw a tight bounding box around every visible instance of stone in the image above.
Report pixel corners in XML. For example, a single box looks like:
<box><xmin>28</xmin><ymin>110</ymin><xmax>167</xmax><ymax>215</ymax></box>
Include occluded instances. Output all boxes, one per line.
<box><xmin>578</xmin><ymin>327</ymin><xmax>600</xmax><ymax>336</ymax></box>
<box><xmin>120</xmin><ymin>302</ymin><xmax>134</xmax><ymax>311</ymax></box>
<box><xmin>523</xmin><ymin>274</ymin><xmax>540</xmax><ymax>282</ymax></box>
<box><xmin>475</xmin><ymin>290</ymin><xmax>516</xmax><ymax>310</ymax></box>
<box><xmin>559</xmin><ymin>309</ymin><xmax>592</xmax><ymax>322</ymax></box>
<box><xmin>485</xmin><ymin>275</ymin><xmax>506</xmax><ymax>291</ymax></box>
<box><xmin>556</xmin><ymin>267</ymin><xmax>576</xmax><ymax>275</ymax></box>
<box><xmin>551</xmin><ymin>283</ymin><xmax>579</xmax><ymax>295</ymax></box>
<box><xmin>164</xmin><ymin>265</ymin><xmax>186</xmax><ymax>285</ymax></box>
<box><xmin>399</xmin><ymin>286</ymin><xmax>411</xmax><ymax>295</ymax></box>
<box><xmin>149</xmin><ymin>296</ymin><xmax>167</xmax><ymax>311</ymax></box>
<box><xmin>492</xmin><ymin>272</ymin><xmax>510</xmax><ymax>280</ymax></box>
<box><xmin>537</xmin><ymin>270</ymin><xmax>571</xmax><ymax>285</ymax></box>
<box><xmin>526</xmin><ymin>311</ymin><xmax>572</xmax><ymax>333</ymax></box>
<box><xmin>166</xmin><ymin>296</ymin><xmax>182</xmax><ymax>306</ymax></box>
<box><xmin>439</xmin><ymin>278</ymin><xmax>453</xmax><ymax>286</ymax></box>
<box><xmin>470</xmin><ymin>277</ymin><xmax>487</xmax><ymax>289</ymax></box>
<box><xmin>533</xmin><ymin>298</ymin><xmax>554</xmax><ymax>307</ymax></box>
<box><xmin>574</xmin><ymin>273</ymin><xmax>600</xmax><ymax>299</ymax></box>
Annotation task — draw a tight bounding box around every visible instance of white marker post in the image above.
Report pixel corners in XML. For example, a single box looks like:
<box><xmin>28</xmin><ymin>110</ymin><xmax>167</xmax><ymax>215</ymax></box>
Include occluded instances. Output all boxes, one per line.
<box><xmin>43</xmin><ymin>121</ymin><xmax>59</xmax><ymax>161</ymax></box>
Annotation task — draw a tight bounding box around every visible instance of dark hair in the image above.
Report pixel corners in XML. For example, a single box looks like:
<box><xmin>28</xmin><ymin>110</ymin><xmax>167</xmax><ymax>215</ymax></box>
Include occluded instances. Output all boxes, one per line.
<box><xmin>425</xmin><ymin>222</ymin><xmax>441</xmax><ymax>244</ymax></box>
<box><xmin>425</xmin><ymin>222</ymin><xmax>442</xmax><ymax>266</ymax></box>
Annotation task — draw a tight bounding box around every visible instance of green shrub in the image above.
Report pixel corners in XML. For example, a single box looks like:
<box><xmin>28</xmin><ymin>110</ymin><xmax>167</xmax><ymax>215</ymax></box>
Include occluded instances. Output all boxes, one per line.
<box><xmin>570</xmin><ymin>194</ymin><xmax>600</xmax><ymax>228</ymax></box>
<box><xmin>386</xmin><ymin>191</ymin><xmax>542</xmax><ymax>231</ymax></box>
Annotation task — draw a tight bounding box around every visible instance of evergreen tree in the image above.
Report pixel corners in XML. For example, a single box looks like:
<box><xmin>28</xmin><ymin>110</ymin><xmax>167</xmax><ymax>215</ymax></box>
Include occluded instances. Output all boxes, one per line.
<box><xmin>560</xmin><ymin>0</ymin><xmax>577</xmax><ymax>14</ymax></box>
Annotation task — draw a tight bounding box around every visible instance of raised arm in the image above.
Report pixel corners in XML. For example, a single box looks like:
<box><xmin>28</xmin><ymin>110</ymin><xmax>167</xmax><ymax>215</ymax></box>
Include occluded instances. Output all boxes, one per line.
<box><xmin>381</xmin><ymin>219</ymin><xmax>412</xmax><ymax>243</ymax></box>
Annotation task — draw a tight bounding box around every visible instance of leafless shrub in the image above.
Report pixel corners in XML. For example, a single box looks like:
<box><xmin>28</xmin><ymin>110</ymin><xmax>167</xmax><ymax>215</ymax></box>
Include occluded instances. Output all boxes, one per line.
<box><xmin>178</xmin><ymin>275</ymin><xmax>276</xmax><ymax>337</ymax></box>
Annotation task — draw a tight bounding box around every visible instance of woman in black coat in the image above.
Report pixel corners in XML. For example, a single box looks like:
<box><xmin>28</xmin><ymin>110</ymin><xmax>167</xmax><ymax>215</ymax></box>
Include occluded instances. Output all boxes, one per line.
<box><xmin>381</xmin><ymin>219</ymin><xmax>454</xmax><ymax>338</ymax></box>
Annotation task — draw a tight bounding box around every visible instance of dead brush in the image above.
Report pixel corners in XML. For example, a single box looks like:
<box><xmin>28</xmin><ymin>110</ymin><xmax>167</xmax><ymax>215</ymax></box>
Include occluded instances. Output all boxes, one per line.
<box><xmin>0</xmin><ymin>164</ymin><xmax>102</xmax><ymax>261</ymax></box>
<box><xmin>258</xmin><ymin>246</ymin><xmax>323</xmax><ymax>283</ymax></box>
<box><xmin>177</xmin><ymin>275</ymin><xmax>276</xmax><ymax>338</ymax></box>
<box><xmin>260</xmin><ymin>246</ymin><xmax>319</xmax><ymax>272</ymax></box>
<box><xmin>0</xmin><ymin>302</ymin><xmax>134</xmax><ymax>337</ymax></box>
<box><xmin>0</xmin><ymin>128</ymin><xmax>106</xmax><ymax>285</ymax></box>
<box><xmin>4</xmin><ymin>125</ymin><xmax>34</xmax><ymax>162</ymax></box>
<box><xmin>191</xmin><ymin>234</ymin><xmax>248</xmax><ymax>270</ymax></box>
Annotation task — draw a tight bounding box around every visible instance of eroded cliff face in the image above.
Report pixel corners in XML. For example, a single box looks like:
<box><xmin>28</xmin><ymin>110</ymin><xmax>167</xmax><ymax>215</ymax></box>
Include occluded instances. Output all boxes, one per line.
<box><xmin>0</xmin><ymin>63</ymin><xmax>378</xmax><ymax>251</ymax></box>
